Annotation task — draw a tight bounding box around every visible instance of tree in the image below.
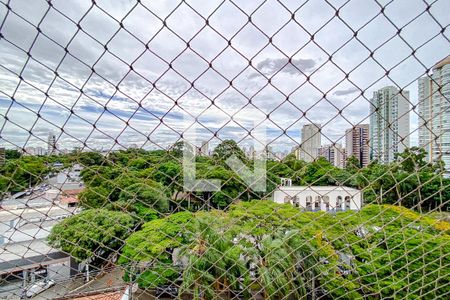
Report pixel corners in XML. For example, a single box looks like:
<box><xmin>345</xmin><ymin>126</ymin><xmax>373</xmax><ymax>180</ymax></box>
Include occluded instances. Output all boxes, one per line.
<box><xmin>119</xmin><ymin>212</ymin><xmax>196</xmax><ymax>288</ymax></box>
<box><xmin>169</xmin><ymin>141</ymin><xmax>194</xmax><ymax>159</ymax></box>
<box><xmin>127</xmin><ymin>157</ymin><xmax>150</xmax><ymax>170</ymax></box>
<box><xmin>199</xmin><ymin>165</ymin><xmax>246</xmax><ymax>208</ymax></box>
<box><xmin>80</xmin><ymin>166</ymin><xmax>120</xmax><ymax>187</ymax></box>
<box><xmin>108</xmin><ymin>201</ymin><xmax>159</xmax><ymax>223</ymax></box>
<box><xmin>283</xmin><ymin>154</ymin><xmax>306</xmax><ymax>173</ymax></box>
<box><xmin>0</xmin><ymin>157</ymin><xmax>49</xmax><ymax>193</ymax></box>
<box><xmin>107</xmin><ymin>149</ymin><xmax>150</xmax><ymax>166</ymax></box>
<box><xmin>107</xmin><ymin>173</ymin><xmax>142</xmax><ymax>201</ymax></box>
<box><xmin>301</xmin><ymin>157</ymin><xmax>336</xmax><ymax>186</ymax></box>
<box><xmin>78</xmin><ymin>186</ymin><xmax>110</xmax><ymax>208</ymax></box>
<box><xmin>345</xmin><ymin>155</ymin><xmax>361</xmax><ymax>173</ymax></box>
<box><xmin>153</xmin><ymin>161</ymin><xmax>183</xmax><ymax>193</ymax></box>
<box><xmin>213</xmin><ymin>140</ymin><xmax>247</xmax><ymax>163</ymax></box>
<box><xmin>119</xmin><ymin>201</ymin><xmax>450</xmax><ymax>298</ymax></box>
<box><xmin>118</xmin><ymin>182</ymin><xmax>169</xmax><ymax>213</ymax></box>
<box><xmin>395</xmin><ymin>147</ymin><xmax>428</xmax><ymax>173</ymax></box>
<box><xmin>179</xmin><ymin>221</ymin><xmax>247</xmax><ymax>298</ymax></box>
<box><xmin>5</xmin><ymin>149</ymin><xmax>22</xmax><ymax>159</ymax></box>
<box><xmin>240</xmin><ymin>230</ymin><xmax>320</xmax><ymax>299</ymax></box>
<box><xmin>48</xmin><ymin>209</ymin><xmax>136</xmax><ymax>261</ymax></box>
<box><xmin>267</xmin><ymin>161</ymin><xmax>294</xmax><ymax>179</ymax></box>
<box><xmin>75</xmin><ymin>151</ymin><xmax>106</xmax><ymax>166</ymax></box>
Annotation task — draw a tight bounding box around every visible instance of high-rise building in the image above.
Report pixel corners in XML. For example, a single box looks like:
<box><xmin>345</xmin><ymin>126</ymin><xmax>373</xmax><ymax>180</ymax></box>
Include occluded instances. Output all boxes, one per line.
<box><xmin>200</xmin><ymin>140</ymin><xmax>209</xmax><ymax>156</ymax></box>
<box><xmin>247</xmin><ymin>145</ymin><xmax>255</xmax><ymax>159</ymax></box>
<box><xmin>265</xmin><ymin>145</ymin><xmax>275</xmax><ymax>160</ymax></box>
<box><xmin>345</xmin><ymin>124</ymin><xmax>370</xmax><ymax>167</ymax></box>
<box><xmin>297</xmin><ymin>123</ymin><xmax>321</xmax><ymax>162</ymax></box>
<box><xmin>47</xmin><ymin>132</ymin><xmax>57</xmax><ymax>155</ymax></box>
<box><xmin>24</xmin><ymin>147</ymin><xmax>36</xmax><ymax>156</ymax></box>
<box><xmin>418</xmin><ymin>56</ymin><xmax>450</xmax><ymax>177</ymax></box>
<box><xmin>35</xmin><ymin>146</ymin><xmax>46</xmax><ymax>156</ymax></box>
<box><xmin>369</xmin><ymin>86</ymin><xmax>410</xmax><ymax>163</ymax></box>
<box><xmin>319</xmin><ymin>144</ymin><xmax>345</xmax><ymax>168</ymax></box>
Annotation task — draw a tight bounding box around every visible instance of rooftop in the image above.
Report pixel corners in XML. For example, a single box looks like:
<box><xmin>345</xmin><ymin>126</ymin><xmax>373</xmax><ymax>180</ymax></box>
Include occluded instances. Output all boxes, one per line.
<box><xmin>276</xmin><ymin>185</ymin><xmax>361</xmax><ymax>192</ymax></box>
<box><xmin>0</xmin><ymin>239</ymin><xmax>68</xmax><ymax>275</ymax></box>
<box><xmin>434</xmin><ymin>55</ymin><xmax>450</xmax><ymax>69</ymax></box>
<box><xmin>71</xmin><ymin>291</ymin><xmax>125</xmax><ymax>300</ymax></box>
<box><xmin>0</xmin><ymin>238</ymin><xmax>60</xmax><ymax>262</ymax></box>
<box><xmin>0</xmin><ymin>205</ymin><xmax>78</xmax><ymax>222</ymax></box>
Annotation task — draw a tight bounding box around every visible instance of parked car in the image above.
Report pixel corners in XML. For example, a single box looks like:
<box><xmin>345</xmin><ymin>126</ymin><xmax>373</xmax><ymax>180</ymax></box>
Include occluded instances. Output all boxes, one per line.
<box><xmin>25</xmin><ymin>279</ymin><xmax>55</xmax><ymax>298</ymax></box>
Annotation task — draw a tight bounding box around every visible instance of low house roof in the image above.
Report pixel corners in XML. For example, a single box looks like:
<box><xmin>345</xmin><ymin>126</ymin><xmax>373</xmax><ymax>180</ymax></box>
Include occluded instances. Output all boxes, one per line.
<box><xmin>62</xmin><ymin>188</ymin><xmax>84</xmax><ymax>196</ymax></box>
<box><xmin>60</xmin><ymin>196</ymin><xmax>79</xmax><ymax>204</ymax></box>
<box><xmin>69</xmin><ymin>290</ymin><xmax>125</xmax><ymax>300</ymax></box>
<box><xmin>275</xmin><ymin>185</ymin><xmax>361</xmax><ymax>192</ymax></box>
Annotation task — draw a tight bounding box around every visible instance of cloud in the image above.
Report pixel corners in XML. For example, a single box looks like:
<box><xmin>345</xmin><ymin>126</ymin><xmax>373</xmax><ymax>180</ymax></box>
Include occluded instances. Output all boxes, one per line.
<box><xmin>1</xmin><ymin>0</ymin><xmax>449</xmax><ymax>151</ymax></box>
<box><xmin>255</xmin><ymin>57</ymin><xmax>317</xmax><ymax>76</ymax></box>
<box><xmin>333</xmin><ymin>87</ymin><xmax>360</xmax><ymax>96</ymax></box>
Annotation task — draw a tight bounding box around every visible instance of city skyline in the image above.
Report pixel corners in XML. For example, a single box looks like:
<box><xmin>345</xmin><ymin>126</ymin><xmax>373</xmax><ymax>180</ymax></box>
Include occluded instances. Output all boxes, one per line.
<box><xmin>0</xmin><ymin>1</ymin><xmax>449</xmax><ymax>153</ymax></box>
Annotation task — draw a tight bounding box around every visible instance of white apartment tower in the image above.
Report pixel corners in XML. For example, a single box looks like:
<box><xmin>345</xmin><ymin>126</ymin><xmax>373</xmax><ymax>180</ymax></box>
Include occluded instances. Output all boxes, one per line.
<box><xmin>369</xmin><ymin>86</ymin><xmax>410</xmax><ymax>163</ymax></box>
<box><xmin>418</xmin><ymin>56</ymin><xmax>450</xmax><ymax>177</ymax></box>
<box><xmin>47</xmin><ymin>132</ymin><xmax>57</xmax><ymax>155</ymax></box>
<box><xmin>297</xmin><ymin>123</ymin><xmax>321</xmax><ymax>162</ymax></box>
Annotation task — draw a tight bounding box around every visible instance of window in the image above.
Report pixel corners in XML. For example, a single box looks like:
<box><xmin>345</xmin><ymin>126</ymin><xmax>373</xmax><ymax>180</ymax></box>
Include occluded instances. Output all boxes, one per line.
<box><xmin>293</xmin><ymin>196</ymin><xmax>300</xmax><ymax>207</ymax></box>
<box><xmin>323</xmin><ymin>195</ymin><xmax>330</xmax><ymax>211</ymax></box>
<box><xmin>306</xmin><ymin>196</ymin><xmax>312</xmax><ymax>211</ymax></box>
<box><xmin>345</xmin><ymin>196</ymin><xmax>351</xmax><ymax>210</ymax></box>
<box><xmin>336</xmin><ymin>196</ymin><xmax>343</xmax><ymax>211</ymax></box>
<box><xmin>314</xmin><ymin>196</ymin><xmax>321</xmax><ymax>211</ymax></box>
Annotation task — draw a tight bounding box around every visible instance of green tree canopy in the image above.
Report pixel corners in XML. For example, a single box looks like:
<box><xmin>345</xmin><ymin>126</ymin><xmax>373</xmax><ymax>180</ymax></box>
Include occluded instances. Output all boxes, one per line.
<box><xmin>75</xmin><ymin>151</ymin><xmax>106</xmax><ymax>166</ymax></box>
<box><xmin>48</xmin><ymin>209</ymin><xmax>136</xmax><ymax>261</ymax></box>
<box><xmin>119</xmin><ymin>201</ymin><xmax>450</xmax><ymax>298</ymax></box>
<box><xmin>345</xmin><ymin>155</ymin><xmax>361</xmax><ymax>172</ymax></box>
<box><xmin>0</xmin><ymin>156</ymin><xmax>49</xmax><ymax>193</ymax></box>
<box><xmin>395</xmin><ymin>146</ymin><xmax>428</xmax><ymax>172</ymax></box>
<box><xmin>5</xmin><ymin>149</ymin><xmax>22</xmax><ymax>159</ymax></box>
<box><xmin>78</xmin><ymin>186</ymin><xmax>110</xmax><ymax>208</ymax></box>
<box><xmin>212</xmin><ymin>140</ymin><xmax>247</xmax><ymax>163</ymax></box>
<box><xmin>118</xmin><ymin>181</ymin><xmax>169</xmax><ymax>213</ymax></box>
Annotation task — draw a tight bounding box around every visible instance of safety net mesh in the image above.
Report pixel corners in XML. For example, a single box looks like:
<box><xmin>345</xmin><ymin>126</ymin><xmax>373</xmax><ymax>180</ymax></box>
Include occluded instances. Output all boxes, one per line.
<box><xmin>0</xmin><ymin>0</ymin><xmax>449</xmax><ymax>299</ymax></box>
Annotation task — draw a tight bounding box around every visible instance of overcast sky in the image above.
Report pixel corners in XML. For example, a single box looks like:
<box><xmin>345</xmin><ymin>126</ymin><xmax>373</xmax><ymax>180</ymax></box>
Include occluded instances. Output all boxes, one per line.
<box><xmin>0</xmin><ymin>0</ymin><xmax>449</xmax><ymax>153</ymax></box>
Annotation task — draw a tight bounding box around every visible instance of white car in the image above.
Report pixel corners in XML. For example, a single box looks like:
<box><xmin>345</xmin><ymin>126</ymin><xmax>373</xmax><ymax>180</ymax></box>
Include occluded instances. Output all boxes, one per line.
<box><xmin>25</xmin><ymin>279</ymin><xmax>55</xmax><ymax>298</ymax></box>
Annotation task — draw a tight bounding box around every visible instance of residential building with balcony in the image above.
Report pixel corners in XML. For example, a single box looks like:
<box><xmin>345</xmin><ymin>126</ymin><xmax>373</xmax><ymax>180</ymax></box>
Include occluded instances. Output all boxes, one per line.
<box><xmin>346</xmin><ymin>124</ymin><xmax>370</xmax><ymax>167</ymax></box>
<box><xmin>296</xmin><ymin>123</ymin><xmax>322</xmax><ymax>162</ymax></box>
<box><xmin>369</xmin><ymin>86</ymin><xmax>410</xmax><ymax>163</ymax></box>
<box><xmin>418</xmin><ymin>56</ymin><xmax>450</xmax><ymax>177</ymax></box>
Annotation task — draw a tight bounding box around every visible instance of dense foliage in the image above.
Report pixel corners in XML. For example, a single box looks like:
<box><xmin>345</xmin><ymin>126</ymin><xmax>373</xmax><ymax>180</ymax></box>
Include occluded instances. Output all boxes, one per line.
<box><xmin>0</xmin><ymin>155</ymin><xmax>49</xmax><ymax>195</ymax></box>
<box><xmin>120</xmin><ymin>201</ymin><xmax>450</xmax><ymax>299</ymax></box>
<box><xmin>2</xmin><ymin>143</ymin><xmax>448</xmax><ymax>211</ymax></box>
<box><xmin>6</xmin><ymin>141</ymin><xmax>441</xmax><ymax>298</ymax></box>
<box><xmin>48</xmin><ymin>209</ymin><xmax>137</xmax><ymax>261</ymax></box>
<box><xmin>0</xmin><ymin>150</ymin><xmax>106</xmax><ymax>196</ymax></box>
<box><xmin>74</xmin><ymin>144</ymin><xmax>448</xmax><ymax>212</ymax></box>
